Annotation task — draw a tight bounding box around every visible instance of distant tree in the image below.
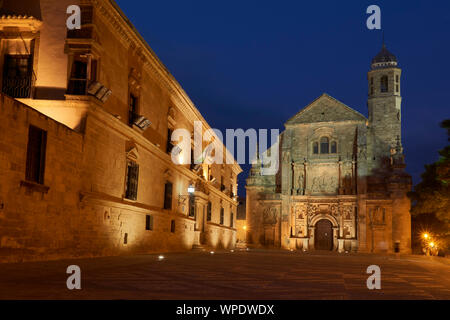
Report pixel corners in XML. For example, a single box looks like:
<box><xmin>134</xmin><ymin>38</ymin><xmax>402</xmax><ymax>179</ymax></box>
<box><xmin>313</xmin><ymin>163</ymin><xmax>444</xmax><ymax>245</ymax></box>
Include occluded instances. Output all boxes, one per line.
<box><xmin>409</xmin><ymin>120</ymin><xmax>450</xmax><ymax>230</ymax></box>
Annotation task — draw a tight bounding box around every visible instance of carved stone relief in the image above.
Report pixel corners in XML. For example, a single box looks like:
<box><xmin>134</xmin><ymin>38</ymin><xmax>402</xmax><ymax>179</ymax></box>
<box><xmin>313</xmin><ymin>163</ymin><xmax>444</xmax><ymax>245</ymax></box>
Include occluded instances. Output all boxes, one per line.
<box><xmin>263</xmin><ymin>207</ymin><xmax>279</xmax><ymax>225</ymax></box>
<box><xmin>309</xmin><ymin>174</ymin><xmax>338</xmax><ymax>194</ymax></box>
<box><xmin>369</xmin><ymin>207</ymin><xmax>386</xmax><ymax>225</ymax></box>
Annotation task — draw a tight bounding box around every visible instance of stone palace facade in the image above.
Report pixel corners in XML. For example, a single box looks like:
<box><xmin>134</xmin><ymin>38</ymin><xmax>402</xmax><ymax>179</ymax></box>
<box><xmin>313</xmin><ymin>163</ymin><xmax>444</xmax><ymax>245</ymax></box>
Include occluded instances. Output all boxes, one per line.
<box><xmin>246</xmin><ymin>45</ymin><xmax>412</xmax><ymax>254</ymax></box>
<box><xmin>0</xmin><ymin>0</ymin><xmax>241</xmax><ymax>262</ymax></box>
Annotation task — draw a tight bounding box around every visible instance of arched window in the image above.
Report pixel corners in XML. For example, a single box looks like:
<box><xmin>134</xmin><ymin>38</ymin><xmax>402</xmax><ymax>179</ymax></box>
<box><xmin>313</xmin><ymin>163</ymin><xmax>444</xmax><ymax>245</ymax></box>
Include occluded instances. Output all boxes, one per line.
<box><xmin>331</xmin><ymin>141</ymin><xmax>337</xmax><ymax>154</ymax></box>
<box><xmin>380</xmin><ymin>76</ymin><xmax>388</xmax><ymax>93</ymax></box>
<box><xmin>320</xmin><ymin>137</ymin><xmax>329</xmax><ymax>154</ymax></box>
<box><xmin>313</xmin><ymin>142</ymin><xmax>319</xmax><ymax>154</ymax></box>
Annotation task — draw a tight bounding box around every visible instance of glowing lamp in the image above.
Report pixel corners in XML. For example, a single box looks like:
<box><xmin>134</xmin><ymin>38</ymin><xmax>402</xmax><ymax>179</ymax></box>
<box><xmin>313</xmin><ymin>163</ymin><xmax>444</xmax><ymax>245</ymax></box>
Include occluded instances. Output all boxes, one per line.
<box><xmin>187</xmin><ymin>185</ymin><xmax>195</xmax><ymax>194</ymax></box>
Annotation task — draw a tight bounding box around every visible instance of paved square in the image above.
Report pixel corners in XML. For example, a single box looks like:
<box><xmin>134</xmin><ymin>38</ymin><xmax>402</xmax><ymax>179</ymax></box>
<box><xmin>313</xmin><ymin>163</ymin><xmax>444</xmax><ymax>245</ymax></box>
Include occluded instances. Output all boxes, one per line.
<box><xmin>0</xmin><ymin>250</ymin><xmax>449</xmax><ymax>300</ymax></box>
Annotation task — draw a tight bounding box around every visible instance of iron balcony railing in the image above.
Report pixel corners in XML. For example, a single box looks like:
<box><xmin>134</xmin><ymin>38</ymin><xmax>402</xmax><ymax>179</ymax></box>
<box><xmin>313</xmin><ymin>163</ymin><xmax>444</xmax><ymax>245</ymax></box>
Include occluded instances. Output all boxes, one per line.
<box><xmin>2</xmin><ymin>76</ymin><xmax>32</xmax><ymax>98</ymax></box>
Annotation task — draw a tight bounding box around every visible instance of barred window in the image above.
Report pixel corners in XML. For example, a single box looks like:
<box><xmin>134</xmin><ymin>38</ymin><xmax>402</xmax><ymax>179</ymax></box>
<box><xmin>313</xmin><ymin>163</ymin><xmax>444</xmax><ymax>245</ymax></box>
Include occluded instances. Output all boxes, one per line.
<box><xmin>220</xmin><ymin>207</ymin><xmax>224</xmax><ymax>225</ymax></box>
<box><xmin>188</xmin><ymin>196</ymin><xmax>195</xmax><ymax>217</ymax></box>
<box><xmin>145</xmin><ymin>215</ymin><xmax>153</xmax><ymax>231</ymax></box>
<box><xmin>230</xmin><ymin>212</ymin><xmax>234</xmax><ymax>228</ymax></box>
<box><xmin>207</xmin><ymin>202</ymin><xmax>212</xmax><ymax>221</ymax></box>
<box><xmin>129</xmin><ymin>94</ymin><xmax>138</xmax><ymax>126</ymax></box>
<box><xmin>166</xmin><ymin>128</ymin><xmax>174</xmax><ymax>153</ymax></box>
<box><xmin>2</xmin><ymin>54</ymin><xmax>33</xmax><ymax>98</ymax></box>
<box><xmin>163</xmin><ymin>182</ymin><xmax>173</xmax><ymax>210</ymax></box>
<box><xmin>125</xmin><ymin>161</ymin><xmax>139</xmax><ymax>200</ymax></box>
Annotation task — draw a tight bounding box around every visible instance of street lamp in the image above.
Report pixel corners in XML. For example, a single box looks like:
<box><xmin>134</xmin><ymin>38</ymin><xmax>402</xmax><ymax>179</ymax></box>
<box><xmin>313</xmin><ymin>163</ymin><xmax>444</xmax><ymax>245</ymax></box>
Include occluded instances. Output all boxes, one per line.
<box><xmin>187</xmin><ymin>184</ymin><xmax>195</xmax><ymax>194</ymax></box>
<box><xmin>423</xmin><ymin>233</ymin><xmax>429</xmax><ymax>240</ymax></box>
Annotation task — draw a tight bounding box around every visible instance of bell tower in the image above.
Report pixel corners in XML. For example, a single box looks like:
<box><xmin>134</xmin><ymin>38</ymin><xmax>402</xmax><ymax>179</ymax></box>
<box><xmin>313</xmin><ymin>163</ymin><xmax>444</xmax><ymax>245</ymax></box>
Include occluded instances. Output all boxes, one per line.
<box><xmin>367</xmin><ymin>43</ymin><xmax>403</xmax><ymax>165</ymax></box>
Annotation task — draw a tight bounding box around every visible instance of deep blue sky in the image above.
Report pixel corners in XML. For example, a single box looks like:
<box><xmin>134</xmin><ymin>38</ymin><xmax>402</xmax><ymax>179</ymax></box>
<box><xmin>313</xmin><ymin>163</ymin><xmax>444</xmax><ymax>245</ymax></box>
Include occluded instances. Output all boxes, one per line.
<box><xmin>116</xmin><ymin>0</ymin><xmax>449</xmax><ymax>197</ymax></box>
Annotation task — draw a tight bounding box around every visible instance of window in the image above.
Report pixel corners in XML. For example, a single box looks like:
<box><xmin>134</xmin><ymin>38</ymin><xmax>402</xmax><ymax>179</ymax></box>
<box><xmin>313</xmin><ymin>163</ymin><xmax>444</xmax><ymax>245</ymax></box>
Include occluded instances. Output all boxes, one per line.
<box><xmin>331</xmin><ymin>141</ymin><xmax>337</xmax><ymax>154</ymax></box>
<box><xmin>125</xmin><ymin>161</ymin><xmax>139</xmax><ymax>200</ymax></box>
<box><xmin>163</xmin><ymin>182</ymin><xmax>173</xmax><ymax>210</ymax></box>
<box><xmin>2</xmin><ymin>54</ymin><xmax>33</xmax><ymax>98</ymax></box>
<box><xmin>190</xmin><ymin>147</ymin><xmax>195</xmax><ymax>170</ymax></box>
<box><xmin>67</xmin><ymin>56</ymin><xmax>97</xmax><ymax>95</ymax></box>
<box><xmin>396</xmin><ymin>85</ymin><xmax>399</xmax><ymax>93</ymax></box>
<box><xmin>313</xmin><ymin>142</ymin><xmax>319</xmax><ymax>154</ymax></box>
<box><xmin>145</xmin><ymin>215</ymin><xmax>153</xmax><ymax>231</ymax></box>
<box><xmin>170</xmin><ymin>220</ymin><xmax>175</xmax><ymax>233</ymax></box>
<box><xmin>380</xmin><ymin>76</ymin><xmax>388</xmax><ymax>93</ymax></box>
<box><xmin>207</xmin><ymin>202</ymin><xmax>212</xmax><ymax>221</ymax></box>
<box><xmin>221</xmin><ymin>177</ymin><xmax>225</xmax><ymax>192</ymax></box>
<box><xmin>123</xmin><ymin>233</ymin><xmax>128</xmax><ymax>244</ymax></box>
<box><xmin>220</xmin><ymin>208</ymin><xmax>224</xmax><ymax>225</ymax></box>
<box><xmin>395</xmin><ymin>75</ymin><xmax>399</xmax><ymax>83</ymax></box>
<box><xmin>166</xmin><ymin>129</ymin><xmax>174</xmax><ymax>153</ymax></box>
<box><xmin>320</xmin><ymin>137</ymin><xmax>329</xmax><ymax>154</ymax></box>
<box><xmin>230</xmin><ymin>212</ymin><xmax>234</xmax><ymax>228</ymax></box>
<box><xmin>25</xmin><ymin>126</ymin><xmax>47</xmax><ymax>184</ymax></box>
<box><xmin>188</xmin><ymin>196</ymin><xmax>195</xmax><ymax>217</ymax></box>
<box><xmin>129</xmin><ymin>94</ymin><xmax>138</xmax><ymax>126</ymax></box>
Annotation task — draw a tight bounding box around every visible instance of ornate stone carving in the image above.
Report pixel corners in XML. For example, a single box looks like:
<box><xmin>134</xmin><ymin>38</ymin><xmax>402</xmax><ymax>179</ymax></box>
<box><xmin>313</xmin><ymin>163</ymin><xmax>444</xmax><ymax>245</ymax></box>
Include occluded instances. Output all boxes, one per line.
<box><xmin>310</xmin><ymin>175</ymin><xmax>338</xmax><ymax>194</ymax></box>
<box><xmin>294</xmin><ymin>168</ymin><xmax>304</xmax><ymax>195</ymax></box>
<box><xmin>343</xmin><ymin>205</ymin><xmax>354</xmax><ymax>220</ymax></box>
<box><xmin>330</xmin><ymin>204</ymin><xmax>339</xmax><ymax>216</ymax></box>
<box><xmin>282</xmin><ymin>151</ymin><xmax>291</xmax><ymax>163</ymax></box>
<box><xmin>369</xmin><ymin>207</ymin><xmax>386</xmax><ymax>225</ymax></box>
<box><xmin>263</xmin><ymin>207</ymin><xmax>278</xmax><ymax>225</ymax></box>
<box><xmin>194</xmin><ymin>180</ymin><xmax>209</xmax><ymax>195</ymax></box>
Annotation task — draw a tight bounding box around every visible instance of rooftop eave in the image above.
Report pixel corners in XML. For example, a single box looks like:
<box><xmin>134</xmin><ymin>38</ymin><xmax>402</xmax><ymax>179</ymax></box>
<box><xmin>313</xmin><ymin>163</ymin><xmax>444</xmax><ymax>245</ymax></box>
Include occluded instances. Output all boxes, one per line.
<box><xmin>0</xmin><ymin>15</ymin><xmax>42</xmax><ymax>33</ymax></box>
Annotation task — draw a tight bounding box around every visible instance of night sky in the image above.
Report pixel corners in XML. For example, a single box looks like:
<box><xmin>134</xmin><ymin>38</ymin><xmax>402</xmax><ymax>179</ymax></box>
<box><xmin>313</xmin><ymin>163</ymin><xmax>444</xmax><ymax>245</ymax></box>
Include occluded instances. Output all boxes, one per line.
<box><xmin>116</xmin><ymin>0</ymin><xmax>449</xmax><ymax>197</ymax></box>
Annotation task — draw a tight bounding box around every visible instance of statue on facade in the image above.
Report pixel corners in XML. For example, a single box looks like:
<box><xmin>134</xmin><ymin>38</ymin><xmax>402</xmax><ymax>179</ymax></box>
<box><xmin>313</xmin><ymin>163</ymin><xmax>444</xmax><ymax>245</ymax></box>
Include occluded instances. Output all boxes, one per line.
<box><xmin>297</xmin><ymin>172</ymin><xmax>304</xmax><ymax>195</ymax></box>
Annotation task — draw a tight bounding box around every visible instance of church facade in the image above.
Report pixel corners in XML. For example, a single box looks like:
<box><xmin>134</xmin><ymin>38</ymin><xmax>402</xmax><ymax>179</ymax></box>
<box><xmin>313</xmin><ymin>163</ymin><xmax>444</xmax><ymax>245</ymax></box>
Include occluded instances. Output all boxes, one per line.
<box><xmin>246</xmin><ymin>45</ymin><xmax>412</xmax><ymax>254</ymax></box>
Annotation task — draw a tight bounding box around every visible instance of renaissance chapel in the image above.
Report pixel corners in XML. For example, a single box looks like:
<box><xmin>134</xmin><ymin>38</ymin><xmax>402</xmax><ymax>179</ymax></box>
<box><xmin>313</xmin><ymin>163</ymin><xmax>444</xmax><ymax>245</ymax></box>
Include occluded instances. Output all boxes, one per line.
<box><xmin>246</xmin><ymin>44</ymin><xmax>412</xmax><ymax>254</ymax></box>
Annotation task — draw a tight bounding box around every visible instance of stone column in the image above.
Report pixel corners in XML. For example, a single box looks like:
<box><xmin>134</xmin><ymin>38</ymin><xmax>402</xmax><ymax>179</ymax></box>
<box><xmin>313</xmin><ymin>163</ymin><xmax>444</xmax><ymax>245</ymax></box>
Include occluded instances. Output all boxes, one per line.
<box><xmin>357</xmin><ymin>195</ymin><xmax>368</xmax><ymax>252</ymax></box>
<box><xmin>333</xmin><ymin>226</ymin><xmax>339</xmax><ymax>251</ymax></box>
<box><xmin>338</xmin><ymin>239</ymin><xmax>345</xmax><ymax>253</ymax></box>
<box><xmin>308</xmin><ymin>226</ymin><xmax>315</xmax><ymax>249</ymax></box>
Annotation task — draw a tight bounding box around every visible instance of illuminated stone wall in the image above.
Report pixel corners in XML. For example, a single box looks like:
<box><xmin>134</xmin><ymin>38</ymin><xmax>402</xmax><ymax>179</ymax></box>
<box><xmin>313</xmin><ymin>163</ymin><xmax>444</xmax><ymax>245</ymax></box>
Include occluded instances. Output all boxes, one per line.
<box><xmin>0</xmin><ymin>0</ymin><xmax>241</xmax><ymax>262</ymax></box>
<box><xmin>247</xmin><ymin>92</ymin><xmax>411</xmax><ymax>254</ymax></box>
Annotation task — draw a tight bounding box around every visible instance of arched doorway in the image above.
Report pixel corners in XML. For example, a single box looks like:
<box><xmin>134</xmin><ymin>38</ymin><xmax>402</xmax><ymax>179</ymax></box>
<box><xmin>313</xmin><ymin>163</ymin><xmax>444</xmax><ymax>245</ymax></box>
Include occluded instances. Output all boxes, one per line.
<box><xmin>315</xmin><ymin>219</ymin><xmax>333</xmax><ymax>250</ymax></box>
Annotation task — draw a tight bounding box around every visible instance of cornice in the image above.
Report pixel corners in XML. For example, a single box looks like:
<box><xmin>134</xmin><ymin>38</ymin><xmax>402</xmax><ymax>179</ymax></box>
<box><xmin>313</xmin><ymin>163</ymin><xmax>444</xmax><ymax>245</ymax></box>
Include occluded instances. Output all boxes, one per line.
<box><xmin>0</xmin><ymin>15</ymin><xmax>42</xmax><ymax>32</ymax></box>
<box><xmin>89</xmin><ymin>0</ymin><xmax>241</xmax><ymax>174</ymax></box>
<box><xmin>87</xmin><ymin>103</ymin><xmax>240</xmax><ymax>204</ymax></box>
